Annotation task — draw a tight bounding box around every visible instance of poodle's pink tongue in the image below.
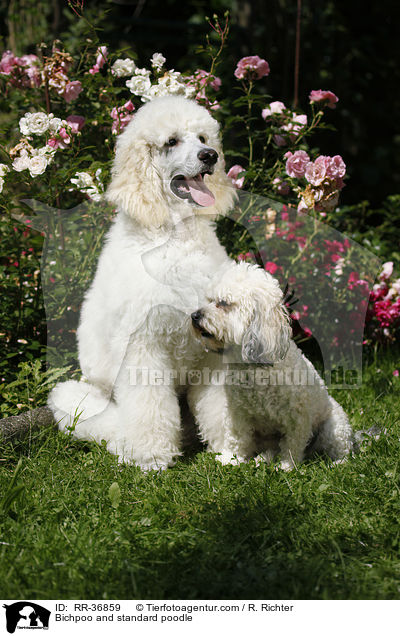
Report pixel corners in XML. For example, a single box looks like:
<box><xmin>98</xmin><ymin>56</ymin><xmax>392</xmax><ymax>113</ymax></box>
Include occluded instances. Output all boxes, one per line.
<box><xmin>186</xmin><ymin>175</ymin><xmax>215</xmax><ymax>207</ymax></box>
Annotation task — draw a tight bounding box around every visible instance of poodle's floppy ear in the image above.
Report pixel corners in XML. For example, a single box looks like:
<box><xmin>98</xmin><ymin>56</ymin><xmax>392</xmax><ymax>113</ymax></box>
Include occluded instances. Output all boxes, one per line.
<box><xmin>241</xmin><ymin>294</ymin><xmax>292</xmax><ymax>364</ymax></box>
<box><xmin>106</xmin><ymin>135</ymin><xmax>169</xmax><ymax>228</ymax></box>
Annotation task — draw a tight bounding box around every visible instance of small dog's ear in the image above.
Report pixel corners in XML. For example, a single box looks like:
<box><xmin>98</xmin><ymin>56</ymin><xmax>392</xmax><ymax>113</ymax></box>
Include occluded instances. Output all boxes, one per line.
<box><xmin>106</xmin><ymin>135</ymin><xmax>169</xmax><ymax>228</ymax></box>
<box><xmin>242</xmin><ymin>301</ymin><xmax>291</xmax><ymax>364</ymax></box>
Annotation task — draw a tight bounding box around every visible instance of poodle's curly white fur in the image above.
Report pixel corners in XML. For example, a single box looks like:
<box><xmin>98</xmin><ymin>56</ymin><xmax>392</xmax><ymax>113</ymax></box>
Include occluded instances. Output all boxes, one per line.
<box><xmin>48</xmin><ymin>96</ymin><xmax>236</xmax><ymax>471</ymax></box>
<box><xmin>189</xmin><ymin>261</ymin><xmax>354</xmax><ymax>470</ymax></box>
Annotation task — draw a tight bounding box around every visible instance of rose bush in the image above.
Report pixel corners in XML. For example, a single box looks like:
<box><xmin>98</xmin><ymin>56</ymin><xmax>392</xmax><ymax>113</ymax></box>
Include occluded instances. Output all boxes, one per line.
<box><xmin>0</xmin><ymin>14</ymin><xmax>397</xmax><ymax>383</ymax></box>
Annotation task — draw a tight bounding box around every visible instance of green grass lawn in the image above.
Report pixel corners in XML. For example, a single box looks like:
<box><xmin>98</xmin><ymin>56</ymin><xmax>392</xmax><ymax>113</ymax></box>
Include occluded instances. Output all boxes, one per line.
<box><xmin>1</xmin><ymin>348</ymin><xmax>399</xmax><ymax>600</ymax></box>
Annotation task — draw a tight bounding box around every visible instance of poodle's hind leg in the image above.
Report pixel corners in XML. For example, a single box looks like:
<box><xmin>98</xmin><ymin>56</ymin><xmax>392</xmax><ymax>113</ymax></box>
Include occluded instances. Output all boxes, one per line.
<box><xmin>48</xmin><ymin>379</ymin><xmax>111</xmax><ymax>434</ymax></box>
<box><xmin>312</xmin><ymin>396</ymin><xmax>353</xmax><ymax>461</ymax></box>
<box><xmin>278</xmin><ymin>417</ymin><xmax>315</xmax><ymax>471</ymax></box>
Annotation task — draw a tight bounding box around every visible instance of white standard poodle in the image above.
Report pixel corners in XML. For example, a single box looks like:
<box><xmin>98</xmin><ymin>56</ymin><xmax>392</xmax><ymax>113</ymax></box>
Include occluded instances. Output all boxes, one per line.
<box><xmin>48</xmin><ymin>95</ymin><xmax>235</xmax><ymax>470</ymax></box>
<box><xmin>189</xmin><ymin>261</ymin><xmax>354</xmax><ymax>470</ymax></box>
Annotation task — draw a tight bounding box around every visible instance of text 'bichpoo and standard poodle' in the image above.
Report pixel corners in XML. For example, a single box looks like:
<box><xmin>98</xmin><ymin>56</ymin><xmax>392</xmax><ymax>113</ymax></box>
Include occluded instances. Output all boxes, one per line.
<box><xmin>190</xmin><ymin>261</ymin><xmax>354</xmax><ymax>471</ymax></box>
<box><xmin>49</xmin><ymin>95</ymin><xmax>237</xmax><ymax>471</ymax></box>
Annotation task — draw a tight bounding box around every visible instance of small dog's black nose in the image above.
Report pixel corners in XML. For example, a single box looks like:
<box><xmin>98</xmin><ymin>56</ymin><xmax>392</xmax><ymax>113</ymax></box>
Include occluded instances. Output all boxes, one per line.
<box><xmin>191</xmin><ymin>310</ymin><xmax>203</xmax><ymax>324</ymax></box>
<box><xmin>197</xmin><ymin>148</ymin><xmax>218</xmax><ymax>166</ymax></box>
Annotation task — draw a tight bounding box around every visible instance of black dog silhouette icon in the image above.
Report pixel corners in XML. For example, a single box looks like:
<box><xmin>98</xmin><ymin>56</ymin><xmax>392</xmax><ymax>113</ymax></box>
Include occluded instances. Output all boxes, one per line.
<box><xmin>3</xmin><ymin>602</ymin><xmax>50</xmax><ymax>633</ymax></box>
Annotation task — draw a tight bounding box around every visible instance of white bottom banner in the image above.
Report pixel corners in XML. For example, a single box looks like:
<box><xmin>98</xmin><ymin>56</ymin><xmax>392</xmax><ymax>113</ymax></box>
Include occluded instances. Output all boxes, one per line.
<box><xmin>1</xmin><ymin>599</ymin><xmax>398</xmax><ymax>635</ymax></box>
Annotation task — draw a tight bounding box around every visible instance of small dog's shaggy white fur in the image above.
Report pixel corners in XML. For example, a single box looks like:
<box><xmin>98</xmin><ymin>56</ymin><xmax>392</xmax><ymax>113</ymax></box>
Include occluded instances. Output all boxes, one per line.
<box><xmin>48</xmin><ymin>96</ymin><xmax>235</xmax><ymax>470</ymax></box>
<box><xmin>189</xmin><ymin>261</ymin><xmax>354</xmax><ymax>470</ymax></box>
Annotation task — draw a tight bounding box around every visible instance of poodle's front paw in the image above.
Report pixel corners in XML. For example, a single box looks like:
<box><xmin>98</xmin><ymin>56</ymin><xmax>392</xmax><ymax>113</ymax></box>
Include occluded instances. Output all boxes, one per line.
<box><xmin>215</xmin><ymin>451</ymin><xmax>247</xmax><ymax>466</ymax></box>
<box><xmin>134</xmin><ymin>459</ymin><xmax>172</xmax><ymax>472</ymax></box>
<box><xmin>331</xmin><ymin>457</ymin><xmax>348</xmax><ymax>467</ymax></box>
<box><xmin>277</xmin><ymin>459</ymin><xmax>296</xmax><ymax>472</ymax></box>
<box><xmin>255</xmin><ymin>450</ymin><xmax>276</xmax><ymax>466</ymax></box>
<box><xmin>108</xmin><ymin>437</ymin><xmax>179</xmax><ymax>471</ymax></box>
<box><xmin>116</xmin><ymin>451</ymin><xmax>177</xmax><ymax>472</ymax></box>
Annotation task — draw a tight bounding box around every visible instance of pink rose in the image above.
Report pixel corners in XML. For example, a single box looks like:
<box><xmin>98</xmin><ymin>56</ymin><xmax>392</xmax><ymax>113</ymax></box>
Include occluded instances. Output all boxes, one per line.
<box><xmin>282</xmin><ymin>113</ymin><xmax>307</xmax><ymax>141</ymax></box>
<box><xmin>379</xmin><ymin>262</ymin><xmax>394</xmax><ymax>281</ymax></box>
<box><xmin>234</xmin><ymin>56</ymin><xmax>270</xmax><ymax>80</ymax></box>
<box><xmin>326</xmin><ymin>155</ymin><xmax>346</xmax><ymax>180</ymax></box>
<box><xmin>272</xmin><ymin>112</ymin><xmax>307</xmax><ymax>146</ymax></box>
<box><xmin>210</xmin><ymin>76</ymin><xmax>221</xmax><ymax>91</ymax></box>
<box><xmin>227</xmin><ymin>164</ymin><xmax>246</xmax><ymax>189</ymax></box>
<box><xmin>291</xmin><ymin>113</ymin><xmax>307</xmax><ymax>130</ymax></box>
<box><xmin>123</xmin><ymin>100</ymin><xmax>135</xmax><ymax>112</ymax></box>
<box><xmin>59</xmin><ymin>127</ymin><xmax>71</xmax><ymax>146</ymax></box>
<box><xmin>304</xmin><ymin>156</ymin><xmax>328</xmax><ymax>186</ymax></box>
<box><xmin>261</xmin><ymin>101</ymin><xmax>286</xmax><ymax>120</ymax></box>
<box><xmin>209</xmin><ymin>100</ymin><xmax>220</xmax><ymax>110</ymax></box>
<box><xmin>348</xmin><ymin>272</ymin><xmax>361</xmax><ymax>289</ymax></box>
<box><xmin>62</xmin><ymin>80</ymin><xmax>83</xmax><ymax>103</ymax></box>
<box><xmin>393</xmin><ymin>370</ymin><xmax>399</xmax><ymax>377</ymax></box>
<box><xmin>96</xmin><ymin>46</ymin><xmax>108</xmax><ymax>69</ymax></box>
<box><xmin>309</xmin><ymin>89</ymin><xmax>339</xmax><ymax>109</ymax></box>
<box><xmin>265</xmin><ymin>261</ymin><xmax>278</xmax><ymax>275</ymax></box>
<box><xmin>285</xmin><ymin>150</ymin><xmax>310</xmax><ymax>179</ymax></box>
<box><xmin>273</xmin><ymin>134</ymin><xmax>288</xmax><ymax>147</ymax></box>
<box><xmin>17</xmin><ymin>54</ymin><xmax>41</xmax><ymax>86</ymax></box>
<box><xmin>111</xmin><ymin>115</ymin><xmax>133</xmax><ymax>134</ymax></box>
<box><xmin>110</xmin><ymin>101</ymin><xmax>135</xmax><ymax>134</ymax></box>
<box><xmin>47</xmin><ymin>138</ymin><xmax>60</xmax><ymax>149</ymax></box>
<box><xmin>194</xmin><ymin>69</ymin><xmax>221</xmax><ymax>91</ymax></box>
<box><xmin>0</xmin><ymin>50</ymin><xmax>16</xmax><ymax>74</ymax></box>
<box><xmin>66</xmin><ymin>115</ymin><xmax>85</xmax><ymax>133</ymax></box>
<box><xmin>272</xmin><ymin>177</ymin><xmax>290</xmax><ymax>195</ymax></box>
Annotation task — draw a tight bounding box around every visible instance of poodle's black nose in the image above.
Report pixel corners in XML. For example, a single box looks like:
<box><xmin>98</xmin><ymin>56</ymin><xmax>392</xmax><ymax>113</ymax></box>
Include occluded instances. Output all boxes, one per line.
<box><xmin>191</xmin><ymin>310</ymin><xmax>204</xmax><ymax>324</ymax></box>
<box><xmin>198</xmin><ymin>148</ymin><xmax>218</xmax><ymax>166</ymax></box>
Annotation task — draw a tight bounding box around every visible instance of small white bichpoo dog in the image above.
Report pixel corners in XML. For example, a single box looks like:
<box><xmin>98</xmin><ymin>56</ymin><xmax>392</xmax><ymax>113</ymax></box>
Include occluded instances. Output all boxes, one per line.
<box><xmin>189</xmin><ymin>261</ymin><xmax>353</xmax><ymax>470</ymax></box>
<box><xmin>48</xmin><ymin>95</ymin><xmax>236</xmax><ymax>470</ymax></box>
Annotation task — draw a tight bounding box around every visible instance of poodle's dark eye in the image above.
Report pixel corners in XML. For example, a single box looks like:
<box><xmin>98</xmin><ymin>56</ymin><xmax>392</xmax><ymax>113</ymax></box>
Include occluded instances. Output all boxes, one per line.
<box><xmin>199</xmin><ymin>135</ymin><xmax>206</xmax><ymax>144</ymax></box>
<box><xmin>216</xmin><ymin>299</ymin><xmax>231</xmax><ymax>309</ymax></box>
<box><xmin>167</xmin><ymin>137</ymin><xmax>178</xmax><ymax>147</ymax></box>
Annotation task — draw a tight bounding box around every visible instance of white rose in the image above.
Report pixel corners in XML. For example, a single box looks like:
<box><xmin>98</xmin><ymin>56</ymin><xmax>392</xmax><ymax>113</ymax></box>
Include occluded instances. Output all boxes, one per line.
<box><xmin>167</xmin><ymin>80</ymin><xmax>186</xmax><ymax>95</ymax></box>
<box><xmin>390</xmin><ymin>279</ymin><xmax>400</xmax><ymax>296</ymax></box>
<box><xmin>112</xmin><ymin>58</ymin><xmax>136</xmax><ymax>78</ymax></box>
<box><xmin>158</xmin><ymin>71</ymin><xmax>186</xmax><ymax>95</ymax></box>
<box><xmin>12</xmin><ymin>150</ymin><xmax>30</xmax><ymax>172</ymax></box>
<box><xmin>126</xmin><ymin>74</ymin><xmax>151</xmax><ymax>97</ymax></box>
<box><xmin>28</xmin><ymin>155</ymin><xmax>48</xmax><ymax>177</ymax></box>
<box><xmin>95</xmin><ymin>168</ymin><xmax>103</xmax><ymax>183</ymax></box>
<box><xmin>19</xmin><ymin>114</ymin><xmax>32</xmax><ymax>136</ymax></box>
<box><xmin>86</xmin><ymin>187</ymin><xmax>103</xmax><ymax>202</ymax></box>
<box><xmin>71</xmin><ymin>171</ymin><xmax>94</xmax><ymax>189</ymax></box>
<box><xmin>70</xmin><ymin>172</ymin><xmax>103</xmax><ymax>201</ymax></box>
<box><xmin>0</xmin><ymin>163</ymin><xmax>9</xmax><ymax>177</ymax></box>
<box><xmin>22</xmin><ymin>112</ymin><xmax>50</xmax><ymax>135</ymax></box>
<box><xmin>150</xmin><ymin>53</ymin><xmax>166</xmax><ymax>70</ymax></box>
<box><xmin>48</xmin><ymin>117</ymin><xmax>63</xmax><ymax>134</ymax></box>
<box><xmin>0</xmin><ymin>176</ymin><xmax>4</xmax><ymax>193</ymax></box>
<box><xmin>134</xmin><ymin>67</ymin><xmax>151</xmax><ymax>78</ymax></box>
<box><xmin>37</xmin><ymin>145</ymin><xmax>57</xmax><ymax>165</ymax></box>
<box><xmin>143</xmin><ymin>83</ymin><xmax>170</xmax><ymax>101</ymax></box>
<box><xmin>184</xmin><ymin>85</ymin><xmax>196</xmax><ymax>99</ymax></box>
